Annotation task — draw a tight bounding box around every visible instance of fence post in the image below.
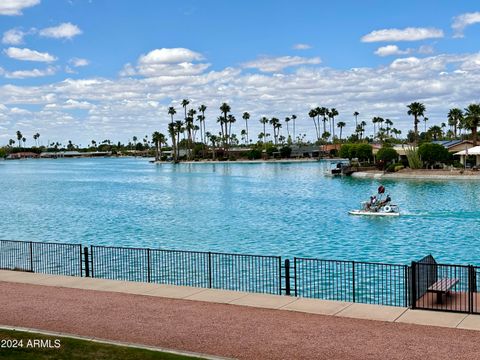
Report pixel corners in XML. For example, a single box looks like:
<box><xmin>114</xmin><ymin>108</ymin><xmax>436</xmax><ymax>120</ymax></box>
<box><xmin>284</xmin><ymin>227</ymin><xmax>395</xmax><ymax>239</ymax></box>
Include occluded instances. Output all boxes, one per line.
<box><xmin>469</xmin><ymin>265</ymin><xmax>474</xmax><ymax>314</ymax></box>
<box><xmin>410</xmin><ymin>262</ymin><xmax>416</xmax><ymax>309</ymax></box>
<box><xmin>208</xmin><ymin>252</ymin><xmax>212</xmax><ymax>289</ymax></box>
<box><xmin>294</xmin><ymin>257</ymin><xmax>297</xmax><ymax>297</ymax></box>
<box><xmin>83</xmin><ymin>247</ymin><xmax>90</xmax><ymax>278</ymax></box>
<box><xmin>352</xmin><ymin>261</ymin><xmax>355</xmax><ymax>303</ymax></box>
<box><xmin>29</xmin><ymin>241</ymin><xmax>34</xmax><ymax>272</ymax></box>
<box><xmin>284</xmin><ymin>259</ymin><xmax>291</xmax><ymax>296</ymax></box>
<box><xmin>147</xmin><ymin>248</ymin><xmax>151</xmax><ymax>283</ymax></box>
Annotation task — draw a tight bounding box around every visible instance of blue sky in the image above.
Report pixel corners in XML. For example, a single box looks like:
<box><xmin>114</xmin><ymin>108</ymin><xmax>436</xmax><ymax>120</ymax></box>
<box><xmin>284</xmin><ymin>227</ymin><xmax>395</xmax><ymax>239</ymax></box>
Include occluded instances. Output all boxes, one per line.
<box><xmin>1</xmin><ymin>0</ymin><xmax>480</xmax><ymax>145</ymax></box>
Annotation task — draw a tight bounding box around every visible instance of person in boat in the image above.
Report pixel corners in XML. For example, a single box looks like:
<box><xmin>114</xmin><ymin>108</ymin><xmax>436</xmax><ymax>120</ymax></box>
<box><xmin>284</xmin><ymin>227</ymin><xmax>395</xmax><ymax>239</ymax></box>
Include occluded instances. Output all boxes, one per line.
<box><xmin>365</xmin><ymin>195</ymin><xmax>377</xmax><ymax>211</ymax></box>
<box><xmin>377</xmin><ymin>194</ymin><xmax>391</xmax><ymax>208</ymax></box>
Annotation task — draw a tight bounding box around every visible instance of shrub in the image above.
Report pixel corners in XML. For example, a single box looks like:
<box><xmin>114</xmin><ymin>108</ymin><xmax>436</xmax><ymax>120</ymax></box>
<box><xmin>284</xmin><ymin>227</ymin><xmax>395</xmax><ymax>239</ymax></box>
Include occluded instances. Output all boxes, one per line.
<box><xmin>266</xmin><ymin>145</ymin><xmax>277</xmax><ymax>157</ymax></box>
<box><xmin>386</xmin><ymin>163</ymin><xmax>397</xmax><ymax>172</ymax></box>
<box><xmin>246</xmin><ymin>149</ymin><xmax>262</xmax><ymax>160</ymax></box>
<box><xmin>339</xmin><ymin>143</ymin><xmax>372</xmax><ymax>161</ymax></box>
<box><xmin>418</xmin><ymin>143</ymin><xmax>451</xmax><ymax>168</ymax></box>
<box><xmin>394</xmin><ymin>164</ymin><xmax>404</xmax><ymax>172</ymax></box>
<box><xmin>405</xmin><ymin>146</ymin><xmax>422</xmax><ymax>169</ymax></box>
<box><xmin>280</xmin><ymin>146</ymin><xmax>292</xmax><ymax>158</ymax></box>
<box><xmin>339</xmin><ymin>144</ymin><xmax>351</xmax><ymax>159</ymax></box>
<box><xmin>377</xmin><ymin>147</ymin><xmax>398</xmax><ymax>164</ymax></box>
<box><xmin>356</xmin><ymin>144</ymin><xmax>373</xmax><ymax>162</ymax></box>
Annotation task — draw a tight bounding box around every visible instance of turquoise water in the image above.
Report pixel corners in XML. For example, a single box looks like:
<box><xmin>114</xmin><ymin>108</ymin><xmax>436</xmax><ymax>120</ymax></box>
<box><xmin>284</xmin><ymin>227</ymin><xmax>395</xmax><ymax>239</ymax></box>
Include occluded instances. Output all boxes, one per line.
<box><xmin>1</xmin><ymin>158</ymin><xmax>479</xmax><ymax>265</ymax></box>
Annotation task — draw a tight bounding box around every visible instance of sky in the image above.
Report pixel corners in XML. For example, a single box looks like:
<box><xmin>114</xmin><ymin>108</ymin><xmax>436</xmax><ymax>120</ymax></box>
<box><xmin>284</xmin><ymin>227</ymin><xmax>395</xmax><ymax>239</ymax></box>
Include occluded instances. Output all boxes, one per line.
<box><xmin>1</xmin><ymin>0</ymin><xmax>480</xmax><ymax>146</ymax></box>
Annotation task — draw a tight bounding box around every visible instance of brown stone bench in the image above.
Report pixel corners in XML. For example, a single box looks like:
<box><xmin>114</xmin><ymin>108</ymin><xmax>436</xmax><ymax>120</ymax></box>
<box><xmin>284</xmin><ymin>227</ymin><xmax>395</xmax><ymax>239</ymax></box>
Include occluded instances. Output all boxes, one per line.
<box><xmin>427</xmin><ymin>278</ymin><xmax>459</xmax><ymax>304</ymax></box>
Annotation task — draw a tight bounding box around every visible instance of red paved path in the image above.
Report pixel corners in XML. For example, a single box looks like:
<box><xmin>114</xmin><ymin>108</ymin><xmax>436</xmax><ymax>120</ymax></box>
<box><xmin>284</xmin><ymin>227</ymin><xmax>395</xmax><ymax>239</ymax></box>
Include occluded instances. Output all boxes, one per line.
<box><xmin>1</xmin><ymin>281</ymin><xmax>479</xmax><ymax>360</ymax></box>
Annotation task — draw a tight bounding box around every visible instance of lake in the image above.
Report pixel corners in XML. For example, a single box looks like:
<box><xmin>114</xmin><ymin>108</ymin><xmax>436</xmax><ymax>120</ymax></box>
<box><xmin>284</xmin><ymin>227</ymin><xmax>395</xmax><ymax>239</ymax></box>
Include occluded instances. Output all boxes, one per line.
<box><xmin>1</xmin><ymin>158</ymin><xmax>479</xmax><ymax>265</ymax></box>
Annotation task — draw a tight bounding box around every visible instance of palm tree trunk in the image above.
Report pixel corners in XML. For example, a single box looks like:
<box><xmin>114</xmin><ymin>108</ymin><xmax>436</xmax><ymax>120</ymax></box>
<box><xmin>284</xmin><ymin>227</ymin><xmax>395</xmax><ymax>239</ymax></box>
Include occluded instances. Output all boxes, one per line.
<box><xmin>245</xmin><ymin>120</ymin><xmax>249</xmax><ymax>144</ymax></box>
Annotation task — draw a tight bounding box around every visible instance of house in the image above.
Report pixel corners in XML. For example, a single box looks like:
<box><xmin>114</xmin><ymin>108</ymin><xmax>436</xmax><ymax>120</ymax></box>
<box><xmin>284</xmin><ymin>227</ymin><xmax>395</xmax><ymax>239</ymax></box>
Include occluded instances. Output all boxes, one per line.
<box><xmin>431</xmin><ymin>140</ymin><xmax>474</xmax><ymax>153</ymax></box>
<box><xmin>6</xmin><ymin>152</ymin><xmax>39</xmax><ymax>159</ymax></box>
<box><xmin>453</xmin><ymin>145</ymin><xmax>480</xmax><ymax>166</ymax></box>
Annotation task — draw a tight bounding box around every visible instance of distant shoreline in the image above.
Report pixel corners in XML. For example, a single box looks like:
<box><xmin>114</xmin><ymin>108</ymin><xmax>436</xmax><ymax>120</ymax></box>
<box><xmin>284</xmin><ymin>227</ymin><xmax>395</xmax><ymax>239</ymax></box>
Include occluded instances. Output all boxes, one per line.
<box><xmin>352</xmin><ymin>169</ymin><xmax>480</xmax><ymax>180</ymax></box>
<box><xmin>153</xmin><ymin>158</ymin><xmax>323</xmax><ymax>164</ymax></box>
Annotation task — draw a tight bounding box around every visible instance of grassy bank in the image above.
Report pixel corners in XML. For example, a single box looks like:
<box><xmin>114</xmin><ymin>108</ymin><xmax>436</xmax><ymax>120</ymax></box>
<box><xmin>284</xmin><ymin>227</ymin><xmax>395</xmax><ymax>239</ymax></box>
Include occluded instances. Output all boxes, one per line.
<box><xmin>0</xmin><ymin>329</ymin><xmax>204</xmax><ymax>360</ymax></box>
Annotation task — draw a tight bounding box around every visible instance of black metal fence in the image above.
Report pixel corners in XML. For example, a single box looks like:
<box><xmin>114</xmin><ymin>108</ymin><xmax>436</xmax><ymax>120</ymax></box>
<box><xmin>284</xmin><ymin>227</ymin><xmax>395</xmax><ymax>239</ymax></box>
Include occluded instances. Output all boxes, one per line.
<box><xmin>90</xmin><ymin>245</ymin><xmax>282</xmax><ymax>295</ymax></box>
<box><xmin>294</xmin><ymin>258</ymin><xmax>409</xmax><ymax>307</ymax></box>
<box><xmin>2</xmin><ymin>239</ymin><xmax>480</xmax><ymax>313</ymax></box>
<box><xmin>0</xmin><ymin>240</ymin><xmax>82</xmax><ymax>276</ymax></box>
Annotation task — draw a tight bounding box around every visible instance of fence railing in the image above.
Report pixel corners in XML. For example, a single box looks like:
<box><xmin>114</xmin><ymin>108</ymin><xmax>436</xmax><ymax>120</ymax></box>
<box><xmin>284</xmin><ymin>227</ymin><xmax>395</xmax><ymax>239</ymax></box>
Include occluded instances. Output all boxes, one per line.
<box><xmin>294</xmin><ymin>258</ymin><xmax>409</xmax><ymax>307</ymax></box>
<box><xmin>0</xmin><ymin>239</ymin><xmax>82</xmax><ymax>276</ymax></box>
<box><xmin>90</xmin><ymin>245</ymin><xmax>282</xmax><ymax>295</ymax></box>
<box><xmin>2</xmin><ymin>239</ymin><xmax>480</xmax><ymax>313</ymax></box>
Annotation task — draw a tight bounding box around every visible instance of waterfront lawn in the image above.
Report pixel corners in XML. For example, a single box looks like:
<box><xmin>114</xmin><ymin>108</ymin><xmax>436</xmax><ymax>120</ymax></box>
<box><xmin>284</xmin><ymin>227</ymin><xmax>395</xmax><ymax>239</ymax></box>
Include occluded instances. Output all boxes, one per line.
<box><xmin>0</xmin><ymin>329</ymin><xmax>203</xmax><ymax>360</ymax></box>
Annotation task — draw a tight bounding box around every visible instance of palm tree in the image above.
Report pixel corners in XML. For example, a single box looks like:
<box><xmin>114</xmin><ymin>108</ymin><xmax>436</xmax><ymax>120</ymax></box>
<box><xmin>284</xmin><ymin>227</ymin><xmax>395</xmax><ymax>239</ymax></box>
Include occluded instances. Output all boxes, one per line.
<box><xmin>353</xmin><ymin>111</ymin><xmax>359</xmax><ymax>129</ymax></box>
<box><xmin>284</xmin><ymin>117</ymin><xmax>291</xmax><ymax>139</ymax></box>
<box><xmin>407</xmin><ymin>102</ymin><xmax>426</xmax><ymax>143</ymax></box>
<box><xmin>227</xmin><ymin>114</ymin><xmax>236</xmax><ymax>146</ymax></box>
<box><xmin>291</xmin><ymin>114</ymin><xmax>297</xmax><ymax>142</ymax></box>
<box><xmin>260</xmin><ymin>117</ymin><xmax>269</xmax><ymax>150</ymax></box>
<box><xmin>219</xmin><ymin>102</ymin><xmax>231</xmax><ymax>150</ymax></box>
<box><xmin>428</xmin><ymin>125</ymin><xmax>442</xmax><ymax>141</ymax></box>
<box><xmin>372</xmin><ymin>117</ymin><xmax>379</xmax><ymax>139</ymax></box>
<box><xmin>448</xmin><ymin>108</ymin><xmax>463</xmax><ymax>139</ymax></box>
<box><xmin>337</xmin><ymin>121</ymin><xmax>346</xmax><ymax>141</ymax></box>
<box><xmin>320</xmin><ymin>107</ymin><xmax>328</xmax><ymax>135</ymax></box>
<box><xmin>168</xmin><ymin>123</ymin><xmax>177</xmax><ymax>161</ymax></box>
<box><xmin>464</xmin><ymin>103</ymin><xmax>480</xmax><ymax>146</ymax></box>
<box><xmin>168</xmin><ymin>106</ymin><xmax>177</xmax><ymax>160</ymax></box>
<box><xmin>152</xmin><ymin>131</ymin><xmax>162</xmax><ymax>161</ymax></box>
<box><xmin>16</xmin><ymin>130</ymin><xmax>22</xmax><ymax>148</ymax></box>
<box><xmin>308</xmin><ymin>109</ymin><xmax>319</xmax><ymax>140</ymax></box>
<box><xmin>242</xmin><ymin>112</ymin><xmax>250</xmax><ymax>144</ymax></box>
<box><xmin>269</xmin><ymin>117</ymin><xmax>280</xmax><ymax>145</ymax></box>
<box><xmin>384</xmin><ymin>119</ymin><xmax>393</xmax><ymax>137</ymax></box>
<box><xmin>360</xmin><ymin>121</ymin><xmax>367</xmax><ymax>140</ymax></box>
<box><xmin>329</xmin><ymin>108</ymin><xmax>339</xmax><ymax>140</ymax></box>
<box><xmin>423</xmin><ymin>117</ymin><xmax>429</xmax><ymax>133</ymax></box>
<box><xmin>198</xmin><ymin>104</ymin><xmax>207</xmax><ymax>146</ymax></box>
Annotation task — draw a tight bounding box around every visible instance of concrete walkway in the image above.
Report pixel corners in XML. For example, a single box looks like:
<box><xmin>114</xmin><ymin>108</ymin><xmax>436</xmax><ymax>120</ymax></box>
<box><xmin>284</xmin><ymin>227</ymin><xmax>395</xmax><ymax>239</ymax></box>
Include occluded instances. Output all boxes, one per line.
<box><xmin>2</xmin><ymin>270</ymin><xmax>480</xmax><ymax>359</ymax></box>
<box><xmin>1</xmin><ymin>270</ymin><xmax>478</xmax><ymax>331</ymax></box>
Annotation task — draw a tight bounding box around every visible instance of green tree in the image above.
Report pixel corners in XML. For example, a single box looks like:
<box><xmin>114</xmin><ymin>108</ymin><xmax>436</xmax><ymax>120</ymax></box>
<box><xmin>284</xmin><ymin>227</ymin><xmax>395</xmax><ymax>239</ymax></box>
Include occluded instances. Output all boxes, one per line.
<box><xmin>464</xmin><ymin>103</ymin><xmax>480</xmax><ymax>146</ymax></box>
<box><xmin>448</xmin><ymin>108</ymin><xmax>463</xmax><ymax>139</ymax></box>
<box><xmin>308</xmin><ymin>108</ymin><xmax>319</xmax><ymax>140</ymax></box>
<box><xmin>16</xmin><ymin>130</ymin><xmax>22</xmax><ymax>148</ymax></box>
<box><xmin>329</xmin><ymin>108</ymin><xmax>339</xmax><ymax>140</ymax></box>
<box><xmin>376</xmin><ymin>147</ymin><xmax>398</xmax><ymax>166</ymax></box>
<box><xmin>337</xmin><ymin>121</ymin><xmax>346</xmax><ymax>141</ymax></box>
<box><xmin>242</xmin><ymin>112</ymin><xmax>250</xmax><ymax>144</ymax></box>
<box><xmin>407</xmin><ymin>102</ymin><xmax>426</xmax><ymax>143</ymax></box>
<box><xmin>418</xmin><ymin>143</ymin><xmax>451</xmax><ymax>168</ymax></box>
<box><xmin>291</xmin><ymin>114</ymin><xmax>297</xmax><ymax>142</ymax></box>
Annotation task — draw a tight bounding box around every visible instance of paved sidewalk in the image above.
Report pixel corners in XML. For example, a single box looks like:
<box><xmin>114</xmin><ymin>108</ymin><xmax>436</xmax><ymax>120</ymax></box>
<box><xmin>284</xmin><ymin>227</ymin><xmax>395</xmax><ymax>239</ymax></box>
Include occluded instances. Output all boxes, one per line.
<box><xmin>1</xmin><ymin>271</ymin><xmax>480</xmax><ymax>359</ymax></box>
<box><xmin>1</xmin><ymin>270</ymin><xmax>478</xmax><ymax>330</ymax></box>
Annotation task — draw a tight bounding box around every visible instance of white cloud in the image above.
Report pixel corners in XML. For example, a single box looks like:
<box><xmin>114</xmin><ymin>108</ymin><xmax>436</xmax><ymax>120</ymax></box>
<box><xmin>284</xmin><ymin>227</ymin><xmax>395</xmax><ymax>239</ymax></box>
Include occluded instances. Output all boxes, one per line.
<box><xmin>374</xmin><ymin>45</ymin><xmax>410</xmax><ymax>57</ymax></box>
<box><xmin>39</xmin><ymin>22</ymin><xmax>82</xmax><ymax>39</ymax></box>
<box><xmin>0</xmin><ymin>0</ymin><xmax>40</xmax><ymax>16</ymax></box>
<box><xmin>362</xmin><ymin>27</ymin><xmax>444</xmax><ymax>42</ymax></box>
<box><xmin>2</xmin><ymin>51</ymin><xmax>480</xmax><ymax>145</ymax></box>
<box><xmin>4</xmin><ymin>66</ymin><xmax>56</xmax><ymax>79</ymax></box>
<box><xmin>139</xmin><ymin>48</ymin><xmax>203</xmax><ymax>64</ymax></box>
<box><xmin>2</xmin><ymin>28</ymin><xmax>25</xmax><ymax>44</ymax></box>
<box><xmin>69</xmin><ymin>57</ymin><xmax>89</xmax><ymax>67</ymax></box>
<box><xmin>293</xmin><ymin>43</ymin><xmax>312</xmax><ymax>50</ymax></box>
<box><xmin>123</xmin><ymin>48</ymin><xmax>210</xmax><ymax>77</ymax></box>
<box><xmin>452</xmin><ymin>12</ymin><xmax>480</xmax><ymax>38</ymax></box>
<box><xmin>5</xmin><ymin>47</ymin><xmax>57</xmax><ymax>62</ymax></box>
<box><xmin>418</xmin><ymin>45</ymin><xmax>435</xmax><ymax>55</ymax></box>
<box><xmin>242</xmin><ymin>56</ymin><xmax>321</xmax><ymax>72</ymax></box>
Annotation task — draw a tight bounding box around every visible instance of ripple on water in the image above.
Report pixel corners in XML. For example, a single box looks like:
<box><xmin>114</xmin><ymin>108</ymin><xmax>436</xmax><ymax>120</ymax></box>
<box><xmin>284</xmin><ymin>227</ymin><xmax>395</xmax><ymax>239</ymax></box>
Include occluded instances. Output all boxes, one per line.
<box><xmin>1</xmin><ymin>158</ymin><xmax>480</xmax><ymax>264</ymax></box>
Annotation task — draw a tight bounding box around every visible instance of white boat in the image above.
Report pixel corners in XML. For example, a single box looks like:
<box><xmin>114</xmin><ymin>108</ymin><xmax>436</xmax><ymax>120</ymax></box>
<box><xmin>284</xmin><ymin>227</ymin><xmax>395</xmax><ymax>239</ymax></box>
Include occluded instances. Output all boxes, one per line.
<box><xmin>348</xmin><ymin>185</ymin><xmax>400</xmax><ymax>216</ymax></box>
<box><xmin>348</xmin><ymin>207</ymin><xmax>400</xmax><ymax>217</ymax></box>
